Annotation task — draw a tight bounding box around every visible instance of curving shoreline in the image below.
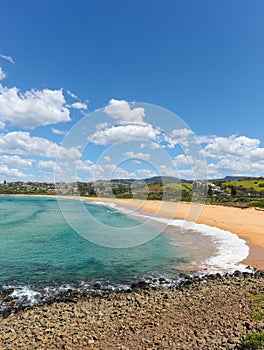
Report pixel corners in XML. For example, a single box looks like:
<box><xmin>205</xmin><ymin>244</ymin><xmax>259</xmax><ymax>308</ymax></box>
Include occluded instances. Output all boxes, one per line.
<box><xmin>4</xmin><ymin>194</ymin><xmax>264</xmax><ymax>270</ymax></box>
<box><xmin>1</xmin><ymin>195</ymin><xmax>263</xmax><ymax>349</ymax></box>
<box><xmin>81</xmin><ymin>197</ymin><xmax>264</xmax><ymax>270</ymax></box>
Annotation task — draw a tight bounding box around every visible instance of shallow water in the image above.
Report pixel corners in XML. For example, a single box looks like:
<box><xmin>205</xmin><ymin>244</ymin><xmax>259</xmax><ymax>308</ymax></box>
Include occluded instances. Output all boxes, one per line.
<box><xmin>0</xmin><ymin>196</ymin><xmax>198</xmax><ymax>288</ymax></box>
<box><xmin>0</xmin><ymin>196</ymin><xmax>251</xmax><ymax>310</ymax></box>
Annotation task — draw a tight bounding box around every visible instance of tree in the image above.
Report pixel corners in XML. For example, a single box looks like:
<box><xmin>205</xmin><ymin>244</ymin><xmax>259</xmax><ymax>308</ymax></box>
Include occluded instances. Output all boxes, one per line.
<box><xmin>231</xmin><ymin>186</ymin><xmax>237</xmax><ymax>197</ymax></box>
<box><xmin>207</xmin><ymin>185</ymin><xmax>213</xmax><ymax>197</ymax></box>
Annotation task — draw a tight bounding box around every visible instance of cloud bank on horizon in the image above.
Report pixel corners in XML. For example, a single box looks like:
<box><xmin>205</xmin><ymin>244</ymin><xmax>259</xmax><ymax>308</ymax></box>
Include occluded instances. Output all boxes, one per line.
<box><xmin>0</xmin><ymin>55</ymin><xmax>264</xmax><ymax>183</ymax></box>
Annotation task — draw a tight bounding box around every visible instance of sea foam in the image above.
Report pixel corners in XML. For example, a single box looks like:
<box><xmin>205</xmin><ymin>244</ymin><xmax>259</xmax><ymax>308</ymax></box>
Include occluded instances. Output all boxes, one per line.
<box><xmin>93</xmin><ymin>201</ymin><xmax>250</xmax><ymax>273</ymax></box>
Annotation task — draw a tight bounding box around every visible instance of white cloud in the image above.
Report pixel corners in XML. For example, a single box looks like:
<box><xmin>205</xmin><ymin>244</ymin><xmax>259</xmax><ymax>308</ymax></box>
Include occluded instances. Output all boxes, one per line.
<box><xmin>51</xmin><ymin>128</ymin><xmax>67</xmax><ymax>135</ymax></box>
<box><xmin>76</xmin><ymin>160</ymin><xmax>110</xmax><ymax>180</ymax></box>
<box><xmin>104</xmin><ymin>156</ymin><xmax>110</xmax><ymax>162</ymax></box>
<box><xmin>195</xmin><ymin>135</ymin><xmax>216</xmax><ymax>144</ymax></box>
<box><xmin>67</xmin><ymin>90</ymin><xmax>78</xmax><ymax>99</ymax></box>
<box><xmin>202</xmin><ymin>135</ymin><xmax>264</xmax><ymax>177</ymax></box>
<box><xmin>104</xmin><ymin>99</ymin><xmax>145</xmax><ymax>124</ymax></box>
<box><xmin>176</xmin><ymin>169</ymin><xmax>195</xmax><ymax>179</ymax></box>
<box><xmin>0</xmin><ymin>121</ymin><xmax>5</xmax><ymax>129</ymax></box>
<box><xmin>0</xmin><ymin>67</ymin><xmax>6</xmax><ymax>80</ymax></box>
<box><xmin>164</xmin><ymin>128</ymin><xmax>195</xmax><ymax>149</ymax></box>
<box><xmin>0</xmin><ymin>165</ymin><xmax>26</xmax><ymax>179</ymax></box>
<box><xmin>38</xmin><ymin>160</ymin><xmax>62</xmax><ymax>173</ymax></box>
<box><xmin>203</xmin><ymin>135</ymin><xmax>260</xmax><ymax>160</ymax></box>
<box><xmin>89</xmin><ymin>124</ymin><xmax>159</xmax><ymax>145</ymax></box>
<box><xmin>76</xmin><ymin>160</ymin><xmax>136</xmax><ymax>180</ymax></box>
<box><xmin>136</xmin><ymin>168</ymin><xmax>158</xmax><ymax>178</ymax></box>
<box><xmin>208</xmin><ymin>159</ymin><xmax>264</xmax><ymax>177</ymax></box>
<box><xmin>124</xmin><ymin>151</ymin><xmax>150</xmax><ymax>161</ymax></box>
<box><xmin>112</xmin><ymin>167</ymin><xmax>136</xmax><ymax>179</ymax></box>
<box><xmin>76</xmin><ymin>159</ymin><xmax>94</xmax><ymax>172</ymax></box>
<box><xmin>0</xmin><ymin>85</ymin><xmax>71</xmax><ymax>128</ymax></box>
<box><xmin>171</xmin><ymin>128</ymin><xmax>194</xmax><ymax>138</ymax></box>
<box><xmin>0</xmin><ymin>131</ymin><xmax>80</xmax><ymax>159</ymax></box>
<box><xmin>96</xmin><ymin>122</ymin><xmax>109</xmax><ymax>130</ymax></box>
<box><xmin>71</xmin><ymin>102</ymin><xmax>88</xmax><ymax>110</ymax></box>
<box><xmin>0</xmin><ymin>53</ymin><xmax>15</xmax><ymax>64</ymax></box>
<box><xmin>0</xmin><ymin>155</ymin><xmax>33</xmax><ymax>169</ymax></box>
<box><xmin>158</xmin><ymin>164</ymin><xmax>179</xmax><ymax>178</ymax></box>
<box><xmin>173</xmin><ymin>154</ymin><xmax>191</xmax><ymax>166</ymax></box>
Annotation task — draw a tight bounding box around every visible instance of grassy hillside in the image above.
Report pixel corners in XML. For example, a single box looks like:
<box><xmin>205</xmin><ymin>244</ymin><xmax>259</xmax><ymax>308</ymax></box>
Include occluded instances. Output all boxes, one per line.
<box><xmin>222</xmin><ymin>178</ymin><xmax>264</xmax><ymax>193</ymax></box>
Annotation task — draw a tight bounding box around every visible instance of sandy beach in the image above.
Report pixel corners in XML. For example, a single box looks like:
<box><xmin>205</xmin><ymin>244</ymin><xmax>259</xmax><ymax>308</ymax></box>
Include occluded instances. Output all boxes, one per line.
<box><xmin>81</xmin><ymin>197</ymin><xmax>264</xmax><ymax>270</ymax></box>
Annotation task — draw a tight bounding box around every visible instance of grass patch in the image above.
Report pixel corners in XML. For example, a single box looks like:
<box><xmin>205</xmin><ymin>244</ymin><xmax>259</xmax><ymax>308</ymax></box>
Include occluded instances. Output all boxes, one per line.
<box><xmin>249</xmin><ymin>201</ymin><xmax>264</xmax><ymax>209</ymax></box>
<box><xmin>250</xmin><ymin>311</ymin><xmax>264</xmax><ymax>320</ymax></box>
<box><xmin>242</xmin><ymin>332</ymin><xmax>264</xmax><ymax>349</ymax></box>
<box><xmin>249</xmin><ymin>295</ymin><xmax>264</xmax><ymax>321</ymax></box>
<box><xmin>251</xmin><ymin>295</ymin><xmax>264</xmax><ymax>309</ymax></box>
<box><xmin>222</xmin><ymin>179</ymin><xmax>264</xmax><ymax>192</ymax></box>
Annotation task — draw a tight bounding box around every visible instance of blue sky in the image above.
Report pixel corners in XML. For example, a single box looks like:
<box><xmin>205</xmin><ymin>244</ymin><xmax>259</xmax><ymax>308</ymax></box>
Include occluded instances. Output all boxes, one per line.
<box><xmin>0</xmin><ymin>0</ymin><xmax>264</xmax><ymax>182</ymax></box>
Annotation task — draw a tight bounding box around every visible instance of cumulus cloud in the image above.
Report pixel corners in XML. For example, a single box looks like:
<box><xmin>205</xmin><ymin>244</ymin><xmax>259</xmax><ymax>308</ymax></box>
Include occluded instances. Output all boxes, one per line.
<box><xmin>173</xmin><ymin>154</ymin><xmax>191</xmax><ymax>166</ymax></box>
<box><xmin>203</xmin><ymin>135</ymin><xmax>264</xmax><ymax>178</ymax></box>
<box><xmin>158</xmin><ymin>164</ymin><xmax>179</xmax><ymax>177</ymax></box>
<box><xmin>76</xmin><ymin>159</ymin><xmax>94</xmax><ymax>172</ymax></box>
<box><xmin>111</xmin><ymin>166</ymin><xmax>136</xmax><ymax>179</ymax></box>
<box><xmin>89</xmin><ymin>124</ymin><xmax>159</xmax><ymax>145</ymax></box>
<box><xmin>124</xmin><ymin>151</ymin><xmax>150</xmax><ymax>161</ymax></box>
<box><xmin>0</xmin><ymin>85</ymin><xmax>71</xmax><ymax>128</ymax></box>
<box><xmin>203</xmin><ymin>135</ymin><xmax>260</xmax><ymax>159</ymax></box>
<box><xmin>0</xmin><ymin>165</ymin><xmax>26</xmax><ymax>179</ymax></box>
<box><xmin>75</xmin><ymin>159</ymin><xmax>137</xmax><ymax>180</ymax></box>
<box><xmin>71</xmin><ymin>102</ymin><xmax>88</xmax><ymax>110</ymax></box>
<box><xmin>104</xmin><ymin>99</ymin><xmax>145</xmax><ymax>124</ymax></box>
<box><xmin>0</xmin><ymin>155</ymin><xmax>33</xmax><ymax>169</ymax></box>
<box><xmin>0</xmin><ymin>67</ymin><xmax>6</xmax><ymax>80</ymax></box>
<box><xmin>0</xmin><ymin>53</ymin><xmax>15</xmax><ymax>64</ymax></box>
<box><xmin>171</xmin><ymin>128</ymin><xmax>194</xmax><ymax>138</ymax></box>
<box><xmin>0</xmin><ymin>131</ymin><xmax>80</xmax><ymax>159</ymax></box>
<box><xmin>38</xmin><ymin>160</ymin><xmax>63</xmax><ymax>174</ymax></box>
<box><xmin>136</xmin><ymin>168</ymin><xmax>158</xmax><ymax>178</ymax></box>
<box><xmin>163</xmin><ymin>128</ymin><xmax>196</xmax><ymax>149</ymax></box>
<box><xmin>208</xmin><ymin>158</ymin><xmax>264</xmax><ymax>177</ymax></box>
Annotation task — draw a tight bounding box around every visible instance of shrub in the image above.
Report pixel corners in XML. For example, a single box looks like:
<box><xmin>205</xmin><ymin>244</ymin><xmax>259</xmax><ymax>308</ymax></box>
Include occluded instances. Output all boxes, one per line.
<box><xmin>242</xmin><ymin>332</ymin><xmax>264</xmax><ymax>349</ymax></box>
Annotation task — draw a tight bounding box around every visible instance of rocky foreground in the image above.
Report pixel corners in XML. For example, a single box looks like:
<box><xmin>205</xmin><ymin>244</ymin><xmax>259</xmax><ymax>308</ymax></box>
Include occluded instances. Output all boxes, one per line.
<box><xmin>0</xmin><ymin>272</ymin><xmax>263</xmax><ymax>350</ymax></box>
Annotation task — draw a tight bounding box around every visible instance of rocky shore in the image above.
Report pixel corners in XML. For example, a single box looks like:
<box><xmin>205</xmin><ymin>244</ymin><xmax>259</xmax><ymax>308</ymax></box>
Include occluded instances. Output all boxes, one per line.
<box><xmin>0</xmin><ymin>272</ymin><xmax>263</xmax><ymax>349</ymax></box>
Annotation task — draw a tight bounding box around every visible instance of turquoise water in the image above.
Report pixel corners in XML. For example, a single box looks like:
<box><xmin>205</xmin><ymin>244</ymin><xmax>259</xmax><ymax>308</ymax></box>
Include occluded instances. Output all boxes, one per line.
<box><xmin>0</xmin><ymin>196</ymin><xmax>190</xmax><ymax>288</ymax></box>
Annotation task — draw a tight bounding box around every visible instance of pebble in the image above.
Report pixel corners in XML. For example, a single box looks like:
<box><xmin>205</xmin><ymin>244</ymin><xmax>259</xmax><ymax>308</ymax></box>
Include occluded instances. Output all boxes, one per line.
<box><xmin>0</xmin><ymin>274</ymin><xmax>263</xmax><ymax>349</ymax></box>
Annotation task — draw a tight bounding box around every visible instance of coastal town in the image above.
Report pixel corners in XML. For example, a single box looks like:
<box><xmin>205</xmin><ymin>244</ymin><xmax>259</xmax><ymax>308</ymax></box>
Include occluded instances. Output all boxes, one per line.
<box><xmin>1</xmin><ymin>177</ymin><xmax>264</xmax><ymax>208</ymax></box>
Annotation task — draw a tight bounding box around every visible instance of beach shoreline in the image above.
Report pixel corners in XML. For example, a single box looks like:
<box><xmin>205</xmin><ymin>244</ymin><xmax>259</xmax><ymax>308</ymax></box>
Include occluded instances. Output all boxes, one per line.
<box><xmin>79</xmin><ymin>196</ymin><xmax>264</xmax><ymax>270</ymax></box>
<box><xmin>2</xmin><ymin>194</ymin><xmax>264</xmax><ymax>270</ymax></box>
<box><xmin>1</xmin><ymin>195</ymin><xmax>264</xmax><ymax>349</ymax></box>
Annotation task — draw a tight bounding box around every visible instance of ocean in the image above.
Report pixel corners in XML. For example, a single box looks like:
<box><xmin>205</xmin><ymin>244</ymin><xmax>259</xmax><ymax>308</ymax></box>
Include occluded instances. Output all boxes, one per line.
<box><xmin>0</xmin><ymin>195</ymin><xmax>250</xmax><ymax>309</ymax></box>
